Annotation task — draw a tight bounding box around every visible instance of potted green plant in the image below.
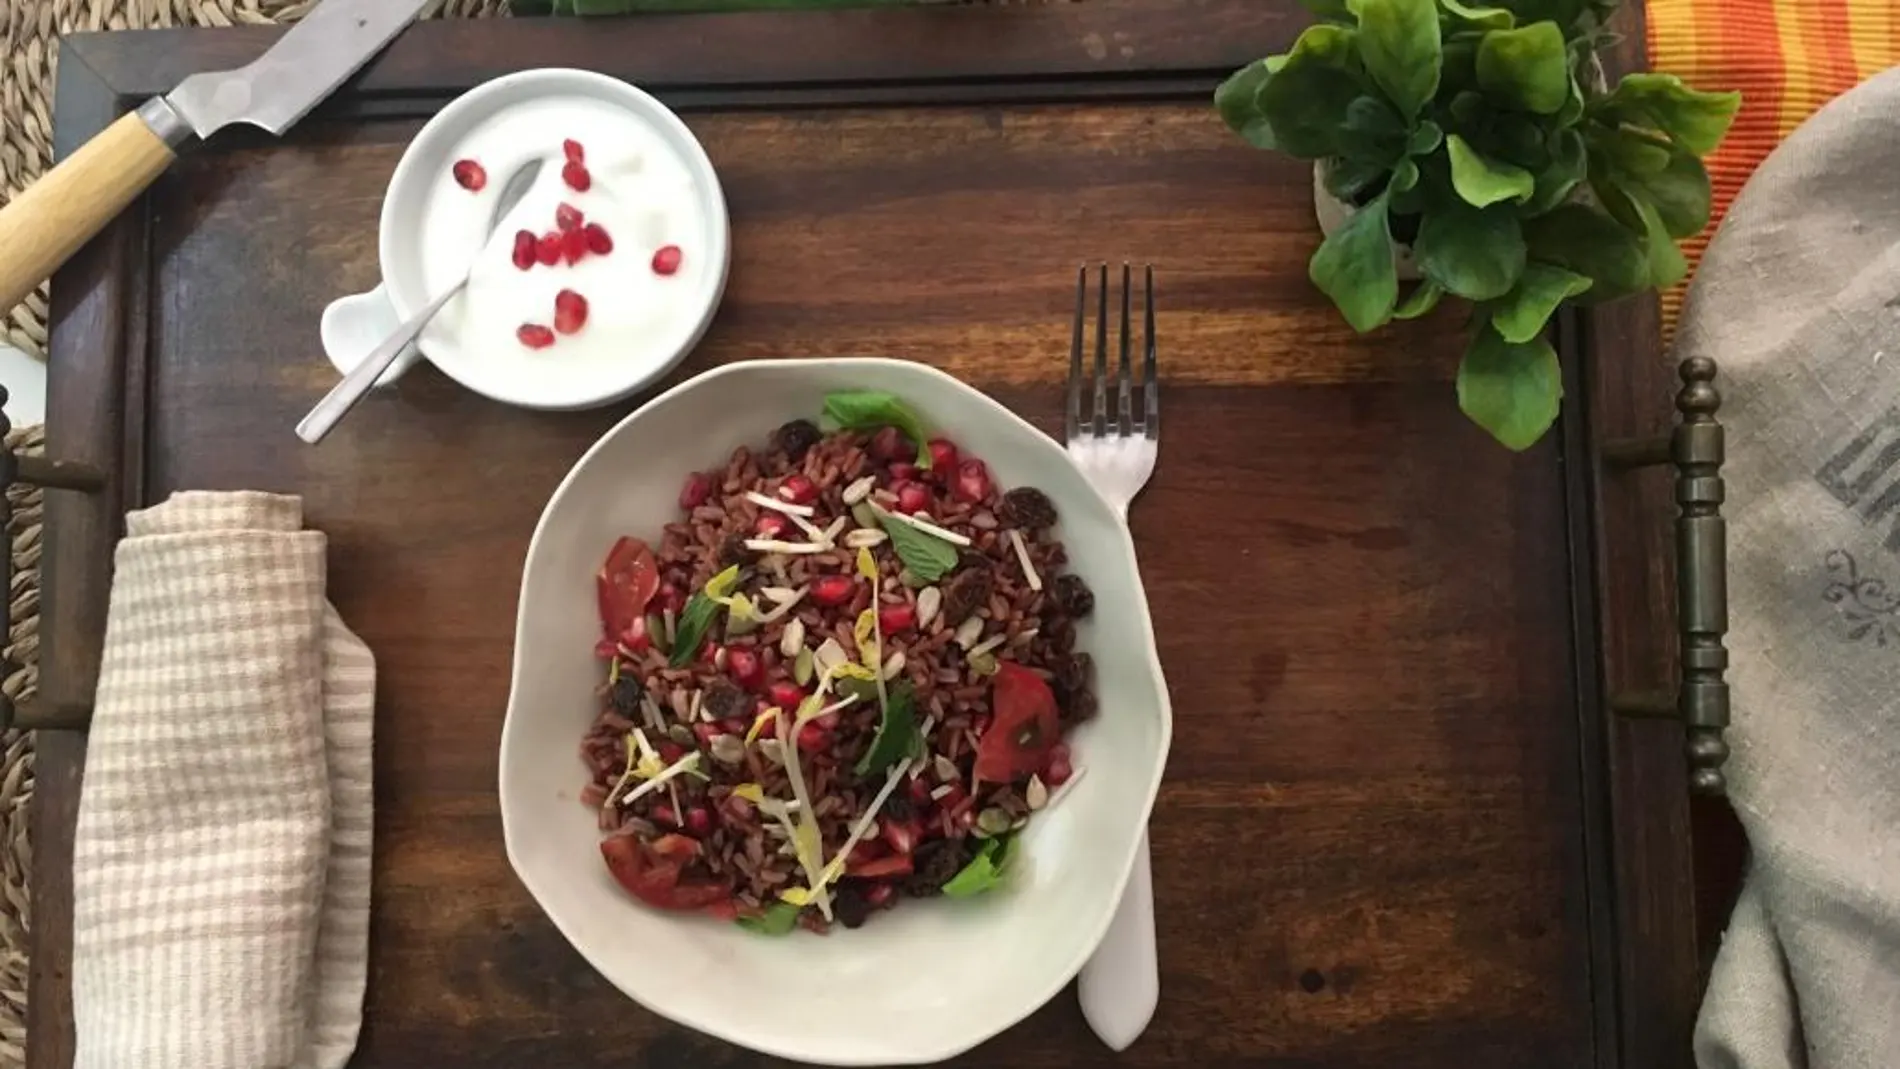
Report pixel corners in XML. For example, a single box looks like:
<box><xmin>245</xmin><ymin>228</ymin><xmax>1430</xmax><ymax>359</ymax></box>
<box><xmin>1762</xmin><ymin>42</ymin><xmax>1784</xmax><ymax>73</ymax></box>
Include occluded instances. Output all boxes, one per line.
<box><xmin>1217</xmin><ymin>0</ymin><xmax>1739</xmax><ymax>450</ymax></box>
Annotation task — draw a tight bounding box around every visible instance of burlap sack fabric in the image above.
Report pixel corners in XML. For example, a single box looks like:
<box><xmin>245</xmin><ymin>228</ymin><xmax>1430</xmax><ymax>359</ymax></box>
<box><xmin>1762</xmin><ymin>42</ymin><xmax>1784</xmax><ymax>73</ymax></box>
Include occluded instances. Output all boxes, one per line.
<box><xmin>72</xmin><ymin>493</ymin><xmax>373</xmax><ymax>1069</ymax></box>
<box><xmin>1682</xmin><ymin>64</ymin><xmax>1900</xmax><ymax>1069</ymax></box>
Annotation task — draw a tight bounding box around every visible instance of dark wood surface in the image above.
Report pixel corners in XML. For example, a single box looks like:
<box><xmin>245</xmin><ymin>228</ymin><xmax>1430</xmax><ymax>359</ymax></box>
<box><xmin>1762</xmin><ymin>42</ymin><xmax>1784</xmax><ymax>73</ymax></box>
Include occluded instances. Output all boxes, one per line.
<box><xmin>34</xmin><ymin>2</ymin><xmax>1698</xmax><ymax>1066</ymax></box>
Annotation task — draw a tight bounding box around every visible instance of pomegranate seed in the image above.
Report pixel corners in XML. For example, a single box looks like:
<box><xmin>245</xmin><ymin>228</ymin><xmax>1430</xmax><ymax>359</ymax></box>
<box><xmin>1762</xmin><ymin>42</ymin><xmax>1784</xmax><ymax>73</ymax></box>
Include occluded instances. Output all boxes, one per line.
<box><xmin>562</xmin><ymin>227</ymin><xmax>588</xmax><ymax>265</ymax></box>
<box><xmin>657</xmin><ymin>585</ymin><xmax>687</xmax><ymax>614</ymax></box>
<box><xmin>562</xmin><ymin>160</ymin><xmax>593</xmax><ymax>191</ymax></box>
<box><xmin>516</xmin><ymin>324</ymin><xmax>556</xmax><ymax>350</ymax></box>
<box><xmin>727</xmin><ymin>647</ymin><xmax>765</xmax><ymax>690</ymax></box>
<box><xmin>584</xmin><ymin>222</ymin><xmax>614</xmax><ymax>255</ymax></box>
<box><xmin>1044</xmin><ymin>742</ymin><xmax>1074</xmax><ymax>787</ymax></box>
<box><xmin>657</xmin><ymin>741</ymin><xmax>687</xmax><ymax>763</ymax></box>
<box><xmin>881</xmin><ymin>817</ymin><xmax>921</xmax><ymax>855</ymax></box>
<box><xmin>778</xmin><ymin>474</ymin><xmax>818</xmax><ymax>505</ymax></box>
<box><xmin>553</xmin><ymin>289</ymin><xmax>589</xmax><ymax>335</ymax></box>
<box><xmin>692</xmin><ymin>722</ymin><xmax>724</xmax><ymax>748</ymax></box>
<box><xmin>864</xmin><ymin>883</ymin><xmax>896</xmax><ymax>907</ymax></box>
<box><xmin>938</xmin><ymin>784</ymin><xmax>969</xmax><ymax>812</ymax></box>
<box><xmin>813</xmin><ymin>711</ymin><xmax>841</xmax><ymax>732</ymax></box>
<box><xmin>847</xmin><ymin>853</ymin><xmax>914</xmax><ymax>879</ymax></box>
<box><xmin>888</xmin><ymin>462</ymin><xmax>918</xmax><ymax>483</ymax></box>
<box><xmin>797</xmin><ymin>721</ymin><xmax>830</xmax><ymax>753</ymax></box>
<box><xmin>555</xmin><ymin>203</ymin><xmax>584</xmax><ymax>232</ymax></box>
<box><xmin>510</xmin><ymin>230</ymin><xmax>536</xmax><ymax>270</ymax></box>
<box><xmin>563</xmin><ymin>138</ymin><xmax>585</xmax><ymax>163</ymax></box>
<box><xmin>451</xmin><ymin>158</ymin><xmax>486</xmax><ymax>191</ymax></box>
<box><xmin>908</xmin><ymin>775</ymin><xmax>933</xmax><ymax>804</ymax></box>
<box><xmin>895</xmin><ymin>483</ymin><xmax>931</xmax><ymax>515</ymax></box>
<box><xmin>767</xmin><ymin>682</ymin><xmax>805</xmax><ymax>711</ymax></box>
<box><xmin>678</xmin><ymin>472</ymin><xmax>713</xmax><ymax>510</ymax></box>
<box><xmin>721</xmin><ymin>717</ymin><xmax>749</xmax><ymax>736</ymax></box>
<box><xmin>701</xmin><ymin>642</ymin><xmax>722</xmax><ymax>666</ymax></box>
<box><xmin>535</xmin><ymin>232</ymin><xmax>563</xmax><ymax>266</ymax></box>
<box><xmin>927</xmin><ymin>439</ymin><xmax>960</xmax><ymax>471</ymax></box>
<box><xmin>754</xmin><ymin>512</ymin><xmax>789</xmax><ymax>539</ymax></box>
<box><xmin>810</xmin><ymin>575</ymin><xmax>856</xmax><ymax>607</ymax></box>
<box><xmin>869</xmin><ymin>426</ymin><xmax>909</xmax><ymax>462</ymax></box>
<box><xmin>955</xmin><ymin>808</ymin><xmax>977</xmax><ymax>832</ymax></box>
<box><xmin>879</xmin><ymin>603</ymin><xmax>916</xmax><ymax>633</ymax></box>
<box><xmin>953</xmin><ymin>458</ymin><xmax>992</xmax><ymax>504</ymax></box>
<box><xmin>684</xmin><ymin>807</ymin><xmax>714</xmax><ymax>837</ymax></box>
<box><xmin>651</xmin><ymin>244</ymin><xmax>683</xmax><ymax>275</ymax></box>
<box><xmin>652</xmin><ymin>803</ymin><xmax>679</xmax><ymax>827</ymax></box>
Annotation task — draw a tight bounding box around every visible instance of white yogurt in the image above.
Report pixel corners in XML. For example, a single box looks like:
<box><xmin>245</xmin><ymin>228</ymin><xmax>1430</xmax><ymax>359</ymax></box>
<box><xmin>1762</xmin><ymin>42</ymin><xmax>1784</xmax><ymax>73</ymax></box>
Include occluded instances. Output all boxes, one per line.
<box><xmin>414</xmin><ymin>94</ymin><xmax>710</xmax><ymax>383</ymax></box>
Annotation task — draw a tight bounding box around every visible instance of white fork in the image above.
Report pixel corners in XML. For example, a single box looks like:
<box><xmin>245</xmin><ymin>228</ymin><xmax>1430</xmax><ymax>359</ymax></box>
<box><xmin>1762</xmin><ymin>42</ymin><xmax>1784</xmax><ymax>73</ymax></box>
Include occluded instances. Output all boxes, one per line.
<box><xmin>1066</xmin><ymin>263</ymin><xmax>1159</xmax><ymax>1052</ymax></box>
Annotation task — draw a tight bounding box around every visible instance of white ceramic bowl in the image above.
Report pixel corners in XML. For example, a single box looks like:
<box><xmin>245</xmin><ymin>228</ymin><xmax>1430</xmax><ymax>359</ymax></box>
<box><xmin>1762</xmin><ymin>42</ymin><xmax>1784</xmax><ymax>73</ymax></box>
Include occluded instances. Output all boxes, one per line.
<box><xmin>320</xmin><ymin>68</ymin><xmax>730</xmax><ymax>409</ymax></box>
<box><xmin>500</xmin><ymin>358</ymin><xmax>1172</xmax><ymax>1065</ymax></box>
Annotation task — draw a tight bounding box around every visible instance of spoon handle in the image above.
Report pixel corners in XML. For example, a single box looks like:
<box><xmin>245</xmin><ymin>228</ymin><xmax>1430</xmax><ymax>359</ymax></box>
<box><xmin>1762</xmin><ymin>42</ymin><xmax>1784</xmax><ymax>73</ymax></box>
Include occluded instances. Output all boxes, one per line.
<box><xmin>297</xmin><ymin>282</ymin><xmax>462</xmax><ymax>444</ymax></box>
<box><xmin>1078</xmin><ymin>830</ymin><xmax>1158</xmax><ymax>1051</ymax></box>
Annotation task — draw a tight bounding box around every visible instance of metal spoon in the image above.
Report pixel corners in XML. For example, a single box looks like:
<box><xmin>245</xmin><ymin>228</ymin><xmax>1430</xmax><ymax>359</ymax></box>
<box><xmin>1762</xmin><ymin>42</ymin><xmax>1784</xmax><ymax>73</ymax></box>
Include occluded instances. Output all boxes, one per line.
<box><xmin>296</xmin><ymin>158</ymin><xmax>543</xmax><ymax>444</ymax></box>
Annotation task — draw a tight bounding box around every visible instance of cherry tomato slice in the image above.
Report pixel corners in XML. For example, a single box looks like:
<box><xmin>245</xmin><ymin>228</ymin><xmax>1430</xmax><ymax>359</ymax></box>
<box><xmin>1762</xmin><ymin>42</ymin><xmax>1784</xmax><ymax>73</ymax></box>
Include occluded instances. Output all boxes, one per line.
<box><xmin>974</xmin><ymin>662</ymin><xmax>1061</xmax><ymax>783</ymax></box>
<box><xmin>600</xmin><ymin>833</ymin><xmax>733</xmax><ymax>912</ymax></box>
<box><xmin>598</xmin><ymin>537</ymin><xmax>660</xmax><ymax>643</ymax></box>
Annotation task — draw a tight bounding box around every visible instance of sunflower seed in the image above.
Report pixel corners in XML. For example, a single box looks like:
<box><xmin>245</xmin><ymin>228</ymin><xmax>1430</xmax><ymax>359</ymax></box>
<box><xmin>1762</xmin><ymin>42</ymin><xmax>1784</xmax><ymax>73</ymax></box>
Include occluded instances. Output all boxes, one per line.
<box><xmin>710</xmin><ymin>734</ymin><xmax>746</xmax><ymax>765</ymax></box>
<box><xmin>780</xmin><ymin>616</ymin><xmax>806</xmax><ymax>657</ymax></box>
<box><xmin>1026</xmin><ymin>775</ymin><xmax>1049</xmax><ymax>810</ymax></box>
<box><xmin>916</xmin><ymin>586</ymin><xmax>943</xmax><ymax>629</ymax></box>
<box><xmin>933</xmin><ymin>754</ymin><xmax>961</xmax><ymax>783</ymax></box>
<box><xmin>842</xmin><ymin>475</ymin><xmax>877</xmax><ymax>505</ymax></box>
<box><xmin>669</xmin><ymin>688</ymin><xmax>692</xmax><ymax>720</ymax></box>
<box><xmin>881</xmin><ymin>651</ymin><xmax>906</xmax><ymax>680</ymax></box>
<box><xmin>814</xmin><ymin>638</ymin><xmax>849</xmax><ymax>674</ymax></box>
<box><xmin>843</xmin><ymin>528</ymin><xmax>889</xmax><ymax>549</ymax></box>
<box><xmin>758</xmin><ymin>738</ymin><xmax>787</xmax><ymax>766</ymax></box>
<box><xmin>953</xmin><ymin>616</ymin><xmax>985</xmax><ymax>649</ymax></box>
<box><xmin>667</xmin><ymin>723</ymin><xmax>696</xmax><ymax>747</ymax></box>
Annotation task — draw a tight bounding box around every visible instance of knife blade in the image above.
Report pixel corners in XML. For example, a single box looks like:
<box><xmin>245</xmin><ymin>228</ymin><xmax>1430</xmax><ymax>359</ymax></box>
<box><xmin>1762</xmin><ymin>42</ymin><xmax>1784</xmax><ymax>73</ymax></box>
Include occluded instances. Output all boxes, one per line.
<box><xmin>0</xmin><ymin>0</ymin><xmax>431</xmax><ymax>312</ymax></box>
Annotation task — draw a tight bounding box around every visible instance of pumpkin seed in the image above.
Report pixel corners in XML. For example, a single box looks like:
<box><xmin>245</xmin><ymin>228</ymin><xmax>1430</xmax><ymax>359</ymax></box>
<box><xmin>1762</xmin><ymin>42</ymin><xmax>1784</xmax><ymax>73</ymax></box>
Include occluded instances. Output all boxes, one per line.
<box><xmin>976</xmin><ymin>807</ymin><xmax>1013</xmax><ymax>836</ymax></box>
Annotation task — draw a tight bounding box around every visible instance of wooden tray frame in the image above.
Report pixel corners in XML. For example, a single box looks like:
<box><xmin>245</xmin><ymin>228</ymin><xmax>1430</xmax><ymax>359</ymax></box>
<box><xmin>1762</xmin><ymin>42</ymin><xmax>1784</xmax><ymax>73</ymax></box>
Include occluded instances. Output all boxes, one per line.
<box><xmin>11</xmin><ymin>2</ymin><xmax>1721</xmax><ymax>1064</ymax></box>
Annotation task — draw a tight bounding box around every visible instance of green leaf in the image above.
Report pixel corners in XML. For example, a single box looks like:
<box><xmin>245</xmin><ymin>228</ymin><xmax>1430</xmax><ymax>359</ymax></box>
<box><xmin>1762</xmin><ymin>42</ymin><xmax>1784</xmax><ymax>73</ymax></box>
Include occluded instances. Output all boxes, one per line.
<box><xmin>1489</xmin><ymin>263</ymin><xmax>1592</xmax><ymax>342</ymax></box>
<box><xmin>942</xmin><ymin>836</ymin><xmax>1014</xmax><ymax>898</ymax></box>
<box><xmin>1390</xmin><ymin>158</ymin><xmax>1420</xmax><ymax>193</ymax></box>
<box><xmin>1446</xmin><ymin>133</ymin><xmax>1534</xmax><ymax>206</ymax></box>
<box><xmin>1604</xmin><ymin>137</ymin><xmax>1713</xmax><ymax>239</ymax></box>
<box><xmin>1555</xmin><ymin>72</ymin><xmax>1585</xmax><ymax>126</ymax></box>
<box><xmin>1499</xmin><ymin>0</ymin><xmax>1585</xmax><ymax>27</ymax></box>
<box><xmin>1215</xmin><ymin>60</ymin><xmax>1278</xmax><ymax>150</ymax></box>
<box><xmin>1256</xmin><ymin>26</ymin><xmax>1366</xmax><ymax>159</ymax></box>
<box><xmin>1339</xmin><ymin>95</ymin><xmax>1410</xmax><ymax>163</ymax></box>
<box><xmin>1457</xmin><ymin>328</ymin><xmax>1564</xmax><ymax>450</ymax></box>
<box><xmin>669</xmin><ymin>593</ymin><xmax>721</xmax><ymax>667</ymax></box>
<box><xmin>1325</xmin><ymin>157</ymin><xmax>1388</xmax><ymax>203</ymax></box>
<box><xmin>854</xmin><ymin>682</ymin><xmax>921</xmax><ymax>777</ymax></box>
<box><xmin>1596</xmin><ymin>73</ymin><xmax>1742</xmax><ymax>155</ymax></box>
<box><xmin>1393</xmin><ymin>280</ymin><xmax>1445</xmax><ymax>319</ymax></box>
<box><xmin>1629</xmin><ymin>191</ymin><xmax>1688</xmax><ymax>288</ymax></box>
<box><xmin>735</xmin><ymin>902</ymin><xmax>802</xmax><ymax>936</ymax></box>
<box><xmin>1475</xmin><ymin>22</ymin><xmax>1569</xmax><ymax>113</ymax></box>
<box><xmin>1350</xmin><ymin>0</ymin><xmax>1441</xmax><ymax>120</ymax></box>
<box><xmin>1406</xmin><ymin>119</ymin><xmax>1444</xmax><ymax>156</ymax></box>
<box><xmin>1523</xmin><ymin>127</ymin><xmax>1586</xmax><ymax>215</ymax></box>
<box><xmin>1302</xmin><ymin>0</ymin><xmax>1356</xmax><ymax>19</ymax></box>
<box><xmin>877</xmin><ymin>513</ymin><xmax>960</xmax><ymax>582</ymax></box>
<box><xmin>1309</xmin><ymin>192</ymin><xmax>1399</xmax><ymax>332</ymax></box>
<box><xmin>822</xmin><ymin>391</ymin><xmax>931</xmax><ymax>468</ymax></box>
<box><xmin>1415</xmin><ymin>200</ymin><xmax>1525</xmax><ymax>301</ymax></box>
<box><xmin>1521</xmin><ymin>204</ymin><xmax>1651</xmax><ymax>302</ymax></box>
<box><xmin>1438</xmin><ymin>0</ymin><xmax>1514</xmax><ymax>29</ymax></box>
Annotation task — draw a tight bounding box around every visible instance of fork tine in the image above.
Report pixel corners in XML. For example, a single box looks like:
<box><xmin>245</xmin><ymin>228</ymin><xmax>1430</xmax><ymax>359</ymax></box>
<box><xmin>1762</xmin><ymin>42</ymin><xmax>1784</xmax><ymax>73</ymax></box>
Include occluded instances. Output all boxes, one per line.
<box><xmin>1143</xmin><ymin>264</ymin><xmax>1158</xmax><ymax>441</ymax></box>
<box><xmin>1092</xmin><ymin>263</ymin><xmax>1109</xmax><ymax>435</ymax></box>
<box><xmin>1117</xmin><ymin>263</ymin><xmax>1134</xmax><ymax>437</ymax></box>
<box><xmin>1066</xmin><ymin>266</ymin><xmax>1085</xmax><ymax>444</ymax></box>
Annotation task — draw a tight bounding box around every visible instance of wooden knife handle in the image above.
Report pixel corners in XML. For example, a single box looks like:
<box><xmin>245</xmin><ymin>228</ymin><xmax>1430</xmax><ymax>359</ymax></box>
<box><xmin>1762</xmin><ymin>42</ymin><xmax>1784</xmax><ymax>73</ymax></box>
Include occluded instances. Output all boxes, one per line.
<box><xmin>0</xmin><ymin>108</ymin><xmax>176</xmax><ymax>313</ymax></box>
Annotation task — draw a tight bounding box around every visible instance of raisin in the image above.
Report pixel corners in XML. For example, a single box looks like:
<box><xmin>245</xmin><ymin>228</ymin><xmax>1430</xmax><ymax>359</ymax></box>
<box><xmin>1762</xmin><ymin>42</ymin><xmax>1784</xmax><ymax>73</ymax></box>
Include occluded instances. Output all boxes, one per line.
<box><xmin>883</xmin><ymin>793</ymin><xmax>915</xmax><ymax>822</ymax></box>
<box><xmin>1000</xmin><ymin>487</ymin><xmax>1058</xmax><ymax>529</ymax></box>
<box><xmin>832</xmin><ymin>885</ymin><xmax>872</xmax><ymax>929</ymax></box>
<box><xmin>1056</xmin><ymin>684</ymin><xmax>1099</xmax><ymax>724</ymax></box>
<box><xmin>1055</xmin><ymin>652</ymin><xmax>1092</xmax><ymax>696</ymax></box>
<box><xmin>943</xmin><ymin>565</ymin><xmax>994</xmax><ymax>625</ymax></box>
<box><xmin>904</xmin><ymin>839</ymin><xmax>973</xmax><ymax>898</ymax></box>
<box><xmin>1052</xmin><ymin>574</ymin><xmax>1094</xmax><ymax>618</ymax></box>
<box><xmin>717</xmin><ymin>531</ymin><xmax>749</xmax><ymax>568</ymax></box>
<box><xmin>772</xmin><ymin>419</ymin><xmax>823</xmax><ymax>463</ymax></box>
<box><xmin>609</xmin><ymin>675</ymin><xmax>646</xmax><ymax>717</ymax></box>
<box><xmin>702</xmin><ymin>678</ymin><xmax>750</xmax><ymax>723</ymax></box>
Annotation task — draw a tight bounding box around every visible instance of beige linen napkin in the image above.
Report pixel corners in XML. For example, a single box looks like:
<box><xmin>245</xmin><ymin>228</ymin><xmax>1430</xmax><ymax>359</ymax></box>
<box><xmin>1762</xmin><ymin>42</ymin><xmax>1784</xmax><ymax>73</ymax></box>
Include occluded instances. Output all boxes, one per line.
<box><xmin>1678</xmin><ymin>66</ymin><xmax>1900</xmax><ymax>1068</ymax></box>
<box><xmin>72</xmin><ymin>492</ymin><xmax>374</xmax><ymax>1069</ymax></box>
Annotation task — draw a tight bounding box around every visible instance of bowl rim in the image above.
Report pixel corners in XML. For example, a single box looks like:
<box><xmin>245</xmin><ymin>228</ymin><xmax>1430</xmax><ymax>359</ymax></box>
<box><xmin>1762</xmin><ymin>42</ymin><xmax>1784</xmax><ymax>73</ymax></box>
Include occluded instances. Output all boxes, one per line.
<box><xmin>379</xmin><ymin>67</ymin><xmax>732</xmax><ymax>410</ymax></box>
<box><xmin>499</xmin><ymin>357</ymin><xmax>1173</xmax><ymax>1065</ymax></box>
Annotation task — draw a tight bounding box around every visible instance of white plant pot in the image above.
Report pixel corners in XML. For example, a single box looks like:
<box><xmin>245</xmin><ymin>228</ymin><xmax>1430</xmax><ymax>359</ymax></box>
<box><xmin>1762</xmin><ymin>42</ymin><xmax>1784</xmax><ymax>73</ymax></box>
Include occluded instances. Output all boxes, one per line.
<box><xmin>1313</xmin><ymin>161</ymin><xmax>1422</xmax><ymax>281</ymax></box>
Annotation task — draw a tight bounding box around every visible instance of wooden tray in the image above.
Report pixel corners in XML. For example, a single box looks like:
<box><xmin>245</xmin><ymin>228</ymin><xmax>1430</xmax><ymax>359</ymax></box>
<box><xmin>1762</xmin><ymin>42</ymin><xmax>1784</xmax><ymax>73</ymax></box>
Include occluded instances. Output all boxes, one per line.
<box><xmin>25</xmin><ymin>2</ymin><xmax>1710</xmax><ymax>1065</ymax></box>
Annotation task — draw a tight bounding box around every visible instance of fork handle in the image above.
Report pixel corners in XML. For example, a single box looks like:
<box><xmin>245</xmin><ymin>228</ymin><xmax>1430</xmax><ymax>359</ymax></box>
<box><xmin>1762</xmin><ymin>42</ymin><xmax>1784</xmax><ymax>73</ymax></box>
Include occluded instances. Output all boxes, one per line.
<box><xmin>1079</xmin><ymin>831</ymin><xmax>1158</xmax><ymax>1049</ymax></box>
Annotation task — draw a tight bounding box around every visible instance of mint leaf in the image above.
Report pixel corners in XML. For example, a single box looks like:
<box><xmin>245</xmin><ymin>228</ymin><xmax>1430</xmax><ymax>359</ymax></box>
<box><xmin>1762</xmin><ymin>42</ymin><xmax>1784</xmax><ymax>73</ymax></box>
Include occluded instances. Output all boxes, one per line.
<box><xmin>1489</xmin><ymin>263</ymin><xmax>1591</xmax><ymax>344</ymax></box>
<box><xmin>854</xmin><ymin>682</ymin><xmax>920</xmax><ymax>777</ymax></box>
<box><xmin>668</xmin><ymin>592</ymin><xmax>720</xmax><ymax>667</ymax></box>
<box><xmin>1475</xmin><ymin>22</ymin><xmax>1569</xmax><ymax>114</ymax></box>
<box><xmin>1350</xmin><ymin>0</ymin><xmax>1441</xmax><ymax>121</ymax></box>
<box><xmin>822</xmin><ymin>391</ymin><xmax>931</xmax><ymax>468</ymax></box>
<box><xmin>1446</xmin><ymin>134</ymin><xmax>1534</xmax><ymax>207</ymax></box>
<box><xmin>735</xmin><ymin>902</ymin><xmax>801</xmax><ymax>936</ymax></box>
<box><xmin>877</xmin><ymin>514</ymin><xmax>959</xmax><ymax>583</ymax></box>
<box><xmin>1309</xmin><ymin>191</ymin><xmax>1398</xmax><ymax>333</ymax></box>
<box><xmin>1457</xmin><ymin>328</ymin><xmax>1563</xmax><ymax>451</ymax></box>
<box><xmin>942</xmin><ymin>836</ymin><xmax>1014</xmax><ymax>898</ymax></box>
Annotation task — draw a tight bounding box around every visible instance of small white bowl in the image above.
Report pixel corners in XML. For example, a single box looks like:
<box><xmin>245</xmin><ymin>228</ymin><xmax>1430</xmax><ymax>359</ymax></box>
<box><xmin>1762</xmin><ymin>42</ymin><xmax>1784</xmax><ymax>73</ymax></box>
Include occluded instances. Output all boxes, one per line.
<box><xmin>320</xmin><ymin>68</ymin><xmax>730</xmax><ymax>410</ymax></box>
<box><xmin>500</xmin><ymin>359</ymin><xmax>1172</xmax><ymax>1065</ymax></box>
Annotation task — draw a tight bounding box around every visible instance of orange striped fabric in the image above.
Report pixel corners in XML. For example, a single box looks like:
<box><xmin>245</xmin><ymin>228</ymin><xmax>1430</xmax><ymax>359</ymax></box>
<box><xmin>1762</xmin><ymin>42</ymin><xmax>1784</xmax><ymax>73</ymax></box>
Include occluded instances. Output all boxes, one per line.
<box><xmin>1647</xmin><ymin>0</ymin><xmax>1900</xmax><ymax>339</ymax></box>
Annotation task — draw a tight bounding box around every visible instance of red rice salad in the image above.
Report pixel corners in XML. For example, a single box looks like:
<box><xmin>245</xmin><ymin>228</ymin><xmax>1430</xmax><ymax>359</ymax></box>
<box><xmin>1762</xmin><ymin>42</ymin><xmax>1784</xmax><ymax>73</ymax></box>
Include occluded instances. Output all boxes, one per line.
<box><xmin>580</xmin><ymin>391</ymin><xmax>1097</xmax><ymax>934</ymax></box>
